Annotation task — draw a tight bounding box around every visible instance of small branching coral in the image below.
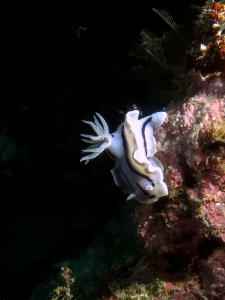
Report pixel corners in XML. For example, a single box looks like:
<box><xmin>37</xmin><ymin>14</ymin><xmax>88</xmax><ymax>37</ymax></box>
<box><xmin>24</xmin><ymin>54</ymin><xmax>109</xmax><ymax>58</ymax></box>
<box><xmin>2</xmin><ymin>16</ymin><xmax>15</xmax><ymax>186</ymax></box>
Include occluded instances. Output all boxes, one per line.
<box><xmin>139</xmin><ymin>8</ymin><xmax>188</xmax><ymax>69</ymax></box>
<box><xmin>152</xmin><ymin>8</ymin><xmax>187</xmax><ymax>45</ymax></box>
<box><xmin>51</xmin><ymin>267</ymin><xmax>79</xmax><ymax>300</ymax></box>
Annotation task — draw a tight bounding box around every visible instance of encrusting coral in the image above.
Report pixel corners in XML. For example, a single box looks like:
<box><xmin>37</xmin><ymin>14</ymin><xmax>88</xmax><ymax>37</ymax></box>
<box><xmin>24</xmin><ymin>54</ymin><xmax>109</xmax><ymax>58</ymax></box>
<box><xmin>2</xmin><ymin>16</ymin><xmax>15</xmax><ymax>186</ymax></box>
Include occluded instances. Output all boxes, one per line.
<box><xmin>187</xmin><ymin>1</ymin><xmax>225</xmax><ymax>74</ymax></box>
<box><xmin>138</xmin><ymin>76</ymin><xmax>225</xmax><ymax>257</ymax></box>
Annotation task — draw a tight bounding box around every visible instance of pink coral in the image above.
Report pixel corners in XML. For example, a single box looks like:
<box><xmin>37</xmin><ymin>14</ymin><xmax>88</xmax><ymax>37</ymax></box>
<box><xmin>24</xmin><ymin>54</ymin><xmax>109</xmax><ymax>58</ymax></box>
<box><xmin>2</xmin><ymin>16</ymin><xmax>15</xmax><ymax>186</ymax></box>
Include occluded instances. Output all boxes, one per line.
<box><xmin>136</xmin><ymin>75</ymin><xmax>225</xmax><ymax>253</ymax></box>
<box><xmin>132</xmin><ymin>74</ymin><xmax>225</xmax><ymax>299</ymax></box>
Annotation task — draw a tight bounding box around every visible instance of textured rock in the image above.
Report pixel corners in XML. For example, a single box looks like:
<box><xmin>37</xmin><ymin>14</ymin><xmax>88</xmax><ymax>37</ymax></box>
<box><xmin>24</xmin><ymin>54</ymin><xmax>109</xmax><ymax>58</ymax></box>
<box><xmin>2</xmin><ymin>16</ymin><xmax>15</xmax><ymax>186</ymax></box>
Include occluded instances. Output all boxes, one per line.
<box><xmin>130</xmin><ymin>74</ymin><xmax>225</xmax><ymax>300</ymax></box>
<box><xmin>136</xmin><ymin>81</ymin><xmax>225</xmax><ymax>257</ymax></box>
<box><xmin>199</xmin><ymin>249</ymin><xmax>225</xmax><ymax>299</ymax></box>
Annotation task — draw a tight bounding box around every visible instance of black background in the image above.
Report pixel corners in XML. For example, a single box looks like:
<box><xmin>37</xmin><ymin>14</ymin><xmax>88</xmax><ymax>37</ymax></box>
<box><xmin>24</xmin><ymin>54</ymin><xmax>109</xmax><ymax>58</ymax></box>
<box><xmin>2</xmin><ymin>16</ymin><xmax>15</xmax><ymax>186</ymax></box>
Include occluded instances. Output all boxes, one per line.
<box><xmin>0</xmin><ymin>0</ymin><xmax>205</xmax><ymax>299</ymax></box>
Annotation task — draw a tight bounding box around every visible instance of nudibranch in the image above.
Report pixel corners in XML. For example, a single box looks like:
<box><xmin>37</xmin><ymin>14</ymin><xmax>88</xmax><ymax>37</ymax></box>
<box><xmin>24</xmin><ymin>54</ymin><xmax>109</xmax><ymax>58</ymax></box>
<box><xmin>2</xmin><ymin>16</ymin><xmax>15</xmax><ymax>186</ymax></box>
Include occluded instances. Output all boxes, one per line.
<box><xmin>80</xmin><ymin>110</ymin><xmax>168</xmax><ymax>204</ymax></box>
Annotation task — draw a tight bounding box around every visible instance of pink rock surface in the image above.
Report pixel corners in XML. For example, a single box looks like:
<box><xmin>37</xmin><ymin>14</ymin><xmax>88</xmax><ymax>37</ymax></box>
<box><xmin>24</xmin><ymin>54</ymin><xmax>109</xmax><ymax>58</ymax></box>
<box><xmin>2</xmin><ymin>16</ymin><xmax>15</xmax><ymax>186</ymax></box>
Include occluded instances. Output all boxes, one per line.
<box><xmin>99</xmin><ymin>77</ymin><xmax>225</xmax><ymax>300</ymax></box>
<box><xmin>136</xmin><ymin>75</ymin><xmax>225</xmax><ymax>255</ymax></box>
<box><xmin>130</xmin><ymin>74</ymin><xmax>225</xmax><ymax>299</ymax></box>
<box><xmin>199</xmin><ymin>249</ymin><xmax>225</xmax><ymax>299</ymax></box>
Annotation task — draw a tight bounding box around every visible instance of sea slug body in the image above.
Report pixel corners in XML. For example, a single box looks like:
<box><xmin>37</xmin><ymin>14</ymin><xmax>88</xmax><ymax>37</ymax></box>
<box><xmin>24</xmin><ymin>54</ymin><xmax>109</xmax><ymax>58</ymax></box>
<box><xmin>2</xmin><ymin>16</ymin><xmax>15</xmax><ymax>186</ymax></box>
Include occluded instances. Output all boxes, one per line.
<box><xmin>80</xmin><ymin>110</ymin><xmax>168</xmax><ymax>204</ymax></box>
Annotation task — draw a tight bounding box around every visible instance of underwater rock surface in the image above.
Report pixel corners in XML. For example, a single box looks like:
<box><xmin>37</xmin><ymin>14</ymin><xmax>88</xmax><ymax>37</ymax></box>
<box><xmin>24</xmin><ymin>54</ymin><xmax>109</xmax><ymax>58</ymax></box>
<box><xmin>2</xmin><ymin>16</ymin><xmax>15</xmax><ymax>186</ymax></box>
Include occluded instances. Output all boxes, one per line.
<box><xmin>154</xmin><ymin>78</ymin><xmax>225</xmax><ymax>250</ymax></box>
<box><xmin>97</xmin><ymin>74</ymin><xmax>225</xmax><ymax>300</ymax></box>
<box><xmin>133</xmin><ymin>75</ymin><xmax>225</xmax><ymax>299</ymax></box>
